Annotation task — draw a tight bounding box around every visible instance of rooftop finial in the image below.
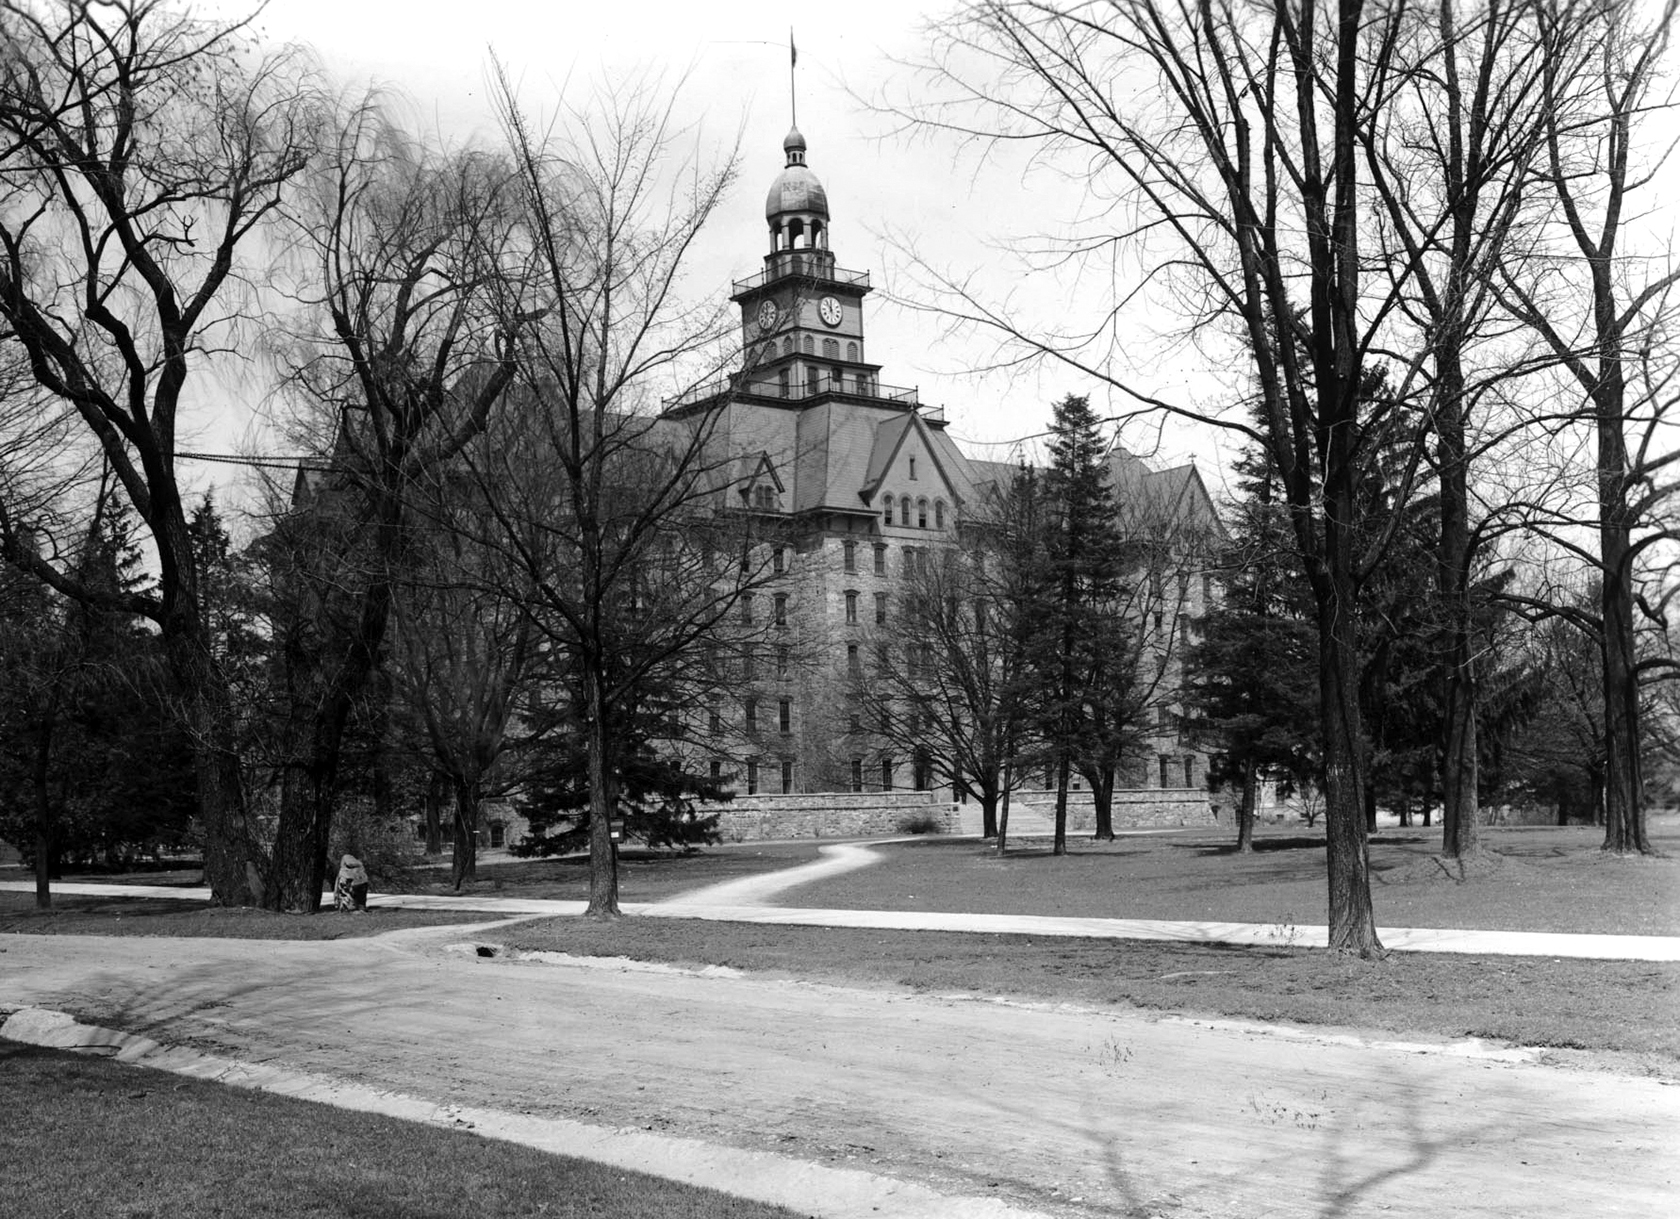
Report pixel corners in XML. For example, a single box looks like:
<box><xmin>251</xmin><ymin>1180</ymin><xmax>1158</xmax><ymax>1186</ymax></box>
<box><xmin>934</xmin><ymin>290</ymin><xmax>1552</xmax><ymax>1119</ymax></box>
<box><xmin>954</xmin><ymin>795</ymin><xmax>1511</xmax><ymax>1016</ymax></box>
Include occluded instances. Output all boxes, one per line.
<box><xmin>789</xmin><ymin>28</ymin><xmax>798</xmax><ymax>129</ymax></box>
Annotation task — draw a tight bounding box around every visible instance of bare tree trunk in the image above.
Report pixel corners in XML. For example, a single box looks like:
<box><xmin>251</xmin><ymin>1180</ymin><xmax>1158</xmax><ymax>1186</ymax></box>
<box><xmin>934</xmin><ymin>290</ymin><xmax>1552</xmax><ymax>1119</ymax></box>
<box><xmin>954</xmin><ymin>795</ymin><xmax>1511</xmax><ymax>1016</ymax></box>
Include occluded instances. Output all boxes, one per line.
<box><xmin>425</xmin><ymin>771</ymin><xmax>446</xmax><ymax>856</ymax></box>
<box><xmin>168</xmin><ymin>627</ymin><xmax>259</xmax><ymax>906</ymax></box>
<box><xmin>1438</xmin><ymin>373</ymin><xmax>1481</xmax><ymax>859</ymax></box>
<box><xmin>1052</xmin><ymin>752</ymin><xmax>1071</xmax><ymax>856</ymax></box>
<box><xmin>1091</xmin><ymin>766</ymin><xmax>1115</xmax><ymax>841</ymax></box>
<box><xmin>584</xmin><ymin>668</ymin><xmax>620</xmax><ymax>917</ymax></box>
<box><xmin>1319</xmin><ymin>576</ymin><xmax>1382</xmax><ymax>956</ymax></box>
<box><xmin>1600</xmin><ymin>485</ymin><xmax>1648</xmax><ymax>853</ymax></box>
<box><xmin>268</xmin><ymin>694</ymin><xmax>350</xmax><ymax>913</ymax></box>
<box><xmin>451</xmin><ymin>776</ymin><xmax>480</xmax><ymax>890</ymax></box>
<box><xmin>31</xmin><ymin>718</ymin><xmax>52</xmax><ymax>909</ymax></box>
<box><xmin>997</xmin><ymin>759</ymin><xmax>1013</xmax><ymax>854</ymax></box>
<box><xmin>1236</xmin><ymin>759</ymin><xmax>1257</xmax><ymax>854</ymax></box>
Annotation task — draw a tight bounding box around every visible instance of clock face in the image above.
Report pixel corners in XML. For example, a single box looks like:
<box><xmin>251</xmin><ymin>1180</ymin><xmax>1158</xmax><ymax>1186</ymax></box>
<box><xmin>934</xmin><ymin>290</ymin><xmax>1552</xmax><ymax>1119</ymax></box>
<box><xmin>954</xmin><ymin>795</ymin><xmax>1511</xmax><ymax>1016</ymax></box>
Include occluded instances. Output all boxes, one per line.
<box><xmin>757</xmin><ymin>300</ymin><xmax>778</xmax><ymax>332</ymax></box>
<box><xmin>819</xmin><ymin>296</ymin><xmax>843</xmax><ymax>327</ymax></box>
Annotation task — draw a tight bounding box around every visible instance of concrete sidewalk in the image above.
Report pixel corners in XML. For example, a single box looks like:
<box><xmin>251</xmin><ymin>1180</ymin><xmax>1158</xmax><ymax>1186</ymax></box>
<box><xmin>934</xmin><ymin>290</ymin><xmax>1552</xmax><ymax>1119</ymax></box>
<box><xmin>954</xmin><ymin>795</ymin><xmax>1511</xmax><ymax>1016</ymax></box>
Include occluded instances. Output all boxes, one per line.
<box><xmin>6</xmin><ymin>871</ymin><xmax>1679</xmax><ymax>960</ymax></box>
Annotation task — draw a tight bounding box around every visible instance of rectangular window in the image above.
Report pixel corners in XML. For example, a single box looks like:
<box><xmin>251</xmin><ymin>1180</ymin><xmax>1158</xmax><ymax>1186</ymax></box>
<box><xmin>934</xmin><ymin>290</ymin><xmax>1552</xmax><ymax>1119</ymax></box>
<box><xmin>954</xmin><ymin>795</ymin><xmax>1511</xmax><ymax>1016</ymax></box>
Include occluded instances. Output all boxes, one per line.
<box><xmin>781</xmin><ymin>758</ymin><xmax>794</xmax><ymax>794</ymax></box>
<box><xmin>708</xmin><ymin>703</ymin><xmax>721</xmax><ymax>734</ymax></box>
<box><xmin>709</xmin><ymin>759</ymin><xmax>721</xmax><ymax>783</ymax></box>
<box><xmin>847</xmin><ymin>643</ymin><xmax>861</xmax><ymax>677</ymax></box>
<box><xmin>743</xmin><ymin>646</ymin><xmax>757</xmax><ymax>680</ymax></box>
<box><xmin>741</xmin><ymin>592</ymin><xmax>754</xmax><ymax>624</ymax></box>
<box><xmin>1159</xmin><ymin>755</ymin><xmax>1172</xmax><ymax>789</ymax></box>
<box><xmin>874</xmin><ymin>543</ymin><xmax>887</xmax><ymax>576</ymax></box>
<box><xmin>881</xmin><ymin>757</ymin><xmax>894</xmax><ymax>791</ymax></box>
<box><xmin>747</xmin><ymin>759</ymin><xmax>759</xmax><ymax>795</ymax></box>
<box><xmin>843</xmin><ymin>540</ymin><xmax>857</xmax><ymax>573</ymax></box>
<box><xmin>745</xmin><ymin>699</ymin><xmax>758</xmax><ymax>732</ymax></box>
<box><xmin>774</xmin><ymin>593</ymin><xmax>788</xmax><ymax>626</ymax></box>
<box><xmin>778</xmin><ymin>698</ymin><xmax>791</xmax><ymax>733</ymax></box>
<box><xmin>777</xmin><ymin>644</ymin><xmax>789</xmax><ymax>678</ymax></box>
<box><xmin>1203</xmin><ymin>573</ymin><xmax>1214</xmax><ymax>606</ymax></box>
<box><xmin>772</xmin><ymin>547</ymin><xmax>785</xmax><ymax>575</ymax></box>
<box><xmin>851</xmin><ymin>758</ymin><xmax>864</xmax><ymax>793</ymax></box>
<box><xmin>875</xmin><ymin>592</ymin><xmax>887</xmax><ymax>625</ymax></box>
<box><xmin>1184</xmin><ymin>757</ymin><xmax>1195</xmax><ymax>789</ymax></box>
<box><xmin>845</xmin><ymin>590</ymin><xmax>858</xmax><ymax>624</ymax></box>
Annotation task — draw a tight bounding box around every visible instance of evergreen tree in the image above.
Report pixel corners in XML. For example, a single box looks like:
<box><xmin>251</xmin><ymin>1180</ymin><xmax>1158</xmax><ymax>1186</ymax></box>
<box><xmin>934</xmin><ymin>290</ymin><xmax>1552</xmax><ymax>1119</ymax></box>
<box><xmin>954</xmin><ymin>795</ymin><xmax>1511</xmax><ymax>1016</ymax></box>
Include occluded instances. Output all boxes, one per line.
<box><xmin>513</xmin><ymin>663</ymin><xmax>726</xmax><ymax>857</ymax></box>
<box><xmin>1181</xmin><ymin>442</ymin><xmax>1320</xmax><ymax>851</ymax></box>
<box><xmin>1026</xmin><ymin>394</ymin><xmax>1131</xmax><ymax>854</ymax></box>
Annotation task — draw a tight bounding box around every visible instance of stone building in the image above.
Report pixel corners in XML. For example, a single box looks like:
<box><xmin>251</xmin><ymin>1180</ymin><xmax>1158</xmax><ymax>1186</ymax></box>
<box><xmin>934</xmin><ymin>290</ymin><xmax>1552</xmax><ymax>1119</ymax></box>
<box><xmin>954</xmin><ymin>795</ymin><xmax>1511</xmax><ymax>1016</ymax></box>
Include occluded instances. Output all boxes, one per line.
<box><xmin>664</xmin><ymin>125</ymin><xmax>1222</xmax><ymax>809</ymax></box>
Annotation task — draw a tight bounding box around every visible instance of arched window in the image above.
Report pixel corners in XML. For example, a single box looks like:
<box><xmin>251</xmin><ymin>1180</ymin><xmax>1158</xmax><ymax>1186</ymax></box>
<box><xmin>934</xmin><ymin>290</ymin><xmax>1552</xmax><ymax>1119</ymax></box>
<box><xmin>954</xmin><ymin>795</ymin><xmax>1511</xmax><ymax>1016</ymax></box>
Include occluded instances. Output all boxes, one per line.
<box><xmin>917</xmin><ymin>498</ymin><xmax>928</xmax><ymax>528</ymax></box>
<box><xmin>881</xmin><ymin>494</ymin><xmax>893</xmax><ymax>525</ymax></box>
<box><xmin>934</xmin><ymin>500</ymin><xmax>946</xmax><ymax>529</ymax></box>
<box><xmin>802</xmin><ymin>335</ymin><xmax>814</xmax><ymax>354</ymax></box>
<box><xmin>846</xmin><ymin>341</ymin><xmax>858</xmax><ymax>362</ymax></box>
<box><xmin>899</xmin><ymin>498</ymin><xmax>911</xmax><ymax>527</ymax></box>
<box><xmin>822</xmin><ymin>338</ymin><xmax>839</xmax><ymax>360</ymax></box>
<box><xmin>908</xmin><ymin>456</ymin><xmax>917</xmax><ymax>480</ymax></box>
<box><xmin>781</xmin><ymin>337</ymin><xmax>792</xmax><ymax>356</ymax></box>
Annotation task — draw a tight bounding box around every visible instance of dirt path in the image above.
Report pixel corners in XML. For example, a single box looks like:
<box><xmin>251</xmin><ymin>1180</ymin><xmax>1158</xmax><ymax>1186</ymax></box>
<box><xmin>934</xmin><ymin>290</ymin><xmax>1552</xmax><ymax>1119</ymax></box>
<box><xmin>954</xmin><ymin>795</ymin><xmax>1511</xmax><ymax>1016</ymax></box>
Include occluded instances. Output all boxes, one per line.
<box><xmin>1</xmin><ymin>928</ymin><xmax>1673</xmax><ymax>1218</ymax></box>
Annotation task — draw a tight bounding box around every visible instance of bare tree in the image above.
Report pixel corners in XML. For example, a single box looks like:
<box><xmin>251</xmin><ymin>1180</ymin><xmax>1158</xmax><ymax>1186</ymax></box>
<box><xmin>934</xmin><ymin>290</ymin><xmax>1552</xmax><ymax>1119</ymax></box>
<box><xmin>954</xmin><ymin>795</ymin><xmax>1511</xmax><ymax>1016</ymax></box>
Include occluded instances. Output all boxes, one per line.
<box><xmin>1359</xmin><ymin>0</ymin><xmax>1580</xmax><ymax>859</ymax></box>
<box><xmin>888</xmin><ymin>0</ymin><xmax>1435</xmax><ymax>952</ymax></box>
<box><xmin>266</xmin><ymin>102</ymin><xmax>527</xmax><ymax>910</ymax></box>
<box><xmin>1498</xmin><ymin>0</ymin><xmax>1680</xmax><ymax>854</ymax></box>
<box><xmin>853</xmin><ymin>493</ymin><xmax>1037</xmax><ymax>842</ymax></box>
<box><xmin>0</xmin><ymin>0</ymin><xmax>318</xmax><ymax>903</ymax></box>
<box><xmin>477</xmin><ymin>66</ymin><xmax>760</xmax><ymax>918</ymax></box>
<box><xmin>388</xmin><ymin>474</ymin><xmax>535</xmax><ymax>891</ymax></box>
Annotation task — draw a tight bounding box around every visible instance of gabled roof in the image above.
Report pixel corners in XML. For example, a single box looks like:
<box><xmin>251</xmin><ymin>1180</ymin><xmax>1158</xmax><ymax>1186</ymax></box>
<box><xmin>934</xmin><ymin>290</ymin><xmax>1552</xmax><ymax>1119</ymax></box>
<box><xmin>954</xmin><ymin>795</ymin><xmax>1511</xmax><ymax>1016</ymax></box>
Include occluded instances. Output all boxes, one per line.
<box><xmin>858</xmin><ymin>413</ymin><xmax>914</xmax><ymax>500</ymax></box>
<box><xmin>858</xmin><ymin>410</ymin><xmax>968</xmax><ymax>507</ymax></box>
<box><xmin>734</xmin><ymin>449</ymin><xmax>786</xmax><ymax>494</ymax></box>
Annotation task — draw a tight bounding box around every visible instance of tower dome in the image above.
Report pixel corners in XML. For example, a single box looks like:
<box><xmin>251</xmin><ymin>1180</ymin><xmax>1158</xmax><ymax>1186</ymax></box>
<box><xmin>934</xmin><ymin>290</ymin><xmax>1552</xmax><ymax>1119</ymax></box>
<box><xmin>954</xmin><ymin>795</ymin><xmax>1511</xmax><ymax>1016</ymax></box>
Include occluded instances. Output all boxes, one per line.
<box><xmin>765</xmin><ymin>125</ymin><xmax>829</xmax><ymax>224</ymax></box>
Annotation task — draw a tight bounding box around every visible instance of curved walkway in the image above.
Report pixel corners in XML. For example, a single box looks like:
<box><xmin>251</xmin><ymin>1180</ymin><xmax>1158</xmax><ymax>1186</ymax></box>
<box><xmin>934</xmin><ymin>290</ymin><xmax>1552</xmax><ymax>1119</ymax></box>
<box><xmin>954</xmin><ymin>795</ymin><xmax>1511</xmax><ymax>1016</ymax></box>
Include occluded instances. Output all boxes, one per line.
<box><xmin>6</xmin><ymin>840</ymin><xmax>1679</xmax><ymax>960</ymax></box>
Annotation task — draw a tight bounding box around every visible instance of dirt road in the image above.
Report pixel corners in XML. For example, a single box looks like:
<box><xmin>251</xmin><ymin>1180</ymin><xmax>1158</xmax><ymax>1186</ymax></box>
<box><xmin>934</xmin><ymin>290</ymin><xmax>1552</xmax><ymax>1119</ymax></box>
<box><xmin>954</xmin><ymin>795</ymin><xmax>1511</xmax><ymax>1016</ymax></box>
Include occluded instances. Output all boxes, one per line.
<box><xmin>1</xmin><ymin>926</ymin><xmax>1672</xmax><ymax>1218</ymax></box>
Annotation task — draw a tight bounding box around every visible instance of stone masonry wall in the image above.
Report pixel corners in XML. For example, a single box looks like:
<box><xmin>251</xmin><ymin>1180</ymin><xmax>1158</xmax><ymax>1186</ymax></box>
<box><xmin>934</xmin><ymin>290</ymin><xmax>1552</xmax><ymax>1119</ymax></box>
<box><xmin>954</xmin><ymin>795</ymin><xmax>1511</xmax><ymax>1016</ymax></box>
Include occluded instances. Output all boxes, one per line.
<box><xmin>704</xmin><ymin>791</ymin><xmax>960</xmax><ymax>842</ymax></box>
<box><xmin>1003</xmin><ymin>788</ymin><xmax>1215</xmax><ymax>830</ymax></box>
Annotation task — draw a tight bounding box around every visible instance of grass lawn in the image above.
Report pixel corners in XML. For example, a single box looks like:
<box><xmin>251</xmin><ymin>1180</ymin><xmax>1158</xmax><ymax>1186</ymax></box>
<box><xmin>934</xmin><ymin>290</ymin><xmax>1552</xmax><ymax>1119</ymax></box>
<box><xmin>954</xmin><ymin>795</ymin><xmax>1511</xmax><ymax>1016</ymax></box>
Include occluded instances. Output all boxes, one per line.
<box><xmin>787</xmin><ymin>823</ymin><xmax>1680</xmax><ymax>936</ymax></box>
<box><xmin>0</xmin><ymin>893</ymin><xmax>493</xmax><ymax>938</ymax></box>
<box><xmin>493</xmin><ymin>917</ymin><xmax>1680</xmax><ymax>1071</ymax></box>
<box><xmin>0</xmin><ymin>1040</ymin><xmax>808</xmax><ymax>1219</ymax></box>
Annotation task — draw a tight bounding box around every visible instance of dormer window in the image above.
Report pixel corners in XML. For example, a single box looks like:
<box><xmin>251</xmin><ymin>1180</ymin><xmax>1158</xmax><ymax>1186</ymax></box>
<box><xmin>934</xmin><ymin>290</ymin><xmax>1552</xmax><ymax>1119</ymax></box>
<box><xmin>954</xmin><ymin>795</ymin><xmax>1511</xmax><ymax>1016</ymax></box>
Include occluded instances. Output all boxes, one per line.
<box><xmin>754</xmin><ymin>485</ymin><xmax>775</xmax><ymax>511</ymax></box>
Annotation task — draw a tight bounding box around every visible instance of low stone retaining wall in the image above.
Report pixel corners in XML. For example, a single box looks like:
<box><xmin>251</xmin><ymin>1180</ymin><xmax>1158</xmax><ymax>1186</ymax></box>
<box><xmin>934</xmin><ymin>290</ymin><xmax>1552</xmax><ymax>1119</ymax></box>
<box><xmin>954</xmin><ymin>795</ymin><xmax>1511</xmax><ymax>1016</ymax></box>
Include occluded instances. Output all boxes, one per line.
<box><xmin>1004</xmin><ymin>788</ymin><xmax>1214</xmax><ymax>830</ymax></box>
<box><xmin>704</xmin><ymin>792</ymin><xmax>960</xmax><ymax>842</ymax></box>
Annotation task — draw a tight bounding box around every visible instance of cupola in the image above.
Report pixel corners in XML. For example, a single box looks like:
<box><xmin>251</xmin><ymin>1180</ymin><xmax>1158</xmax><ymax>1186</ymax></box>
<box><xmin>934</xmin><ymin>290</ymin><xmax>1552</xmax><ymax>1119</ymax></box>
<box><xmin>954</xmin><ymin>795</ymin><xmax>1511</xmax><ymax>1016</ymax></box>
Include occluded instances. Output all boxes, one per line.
<box><xmin>765</xmin><ymin>126</ymin><xmax>830</xmax><ymax>255</ymax></box>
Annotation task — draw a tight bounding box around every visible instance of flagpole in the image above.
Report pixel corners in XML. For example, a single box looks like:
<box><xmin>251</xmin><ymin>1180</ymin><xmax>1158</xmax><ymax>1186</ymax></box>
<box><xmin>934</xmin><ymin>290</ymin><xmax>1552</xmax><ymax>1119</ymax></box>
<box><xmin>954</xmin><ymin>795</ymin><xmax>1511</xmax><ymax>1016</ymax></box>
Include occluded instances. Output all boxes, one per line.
<box><xmin>789</xmin><ymin>27</ymin><xmax>798</xmax><ymax>128</ymax></box>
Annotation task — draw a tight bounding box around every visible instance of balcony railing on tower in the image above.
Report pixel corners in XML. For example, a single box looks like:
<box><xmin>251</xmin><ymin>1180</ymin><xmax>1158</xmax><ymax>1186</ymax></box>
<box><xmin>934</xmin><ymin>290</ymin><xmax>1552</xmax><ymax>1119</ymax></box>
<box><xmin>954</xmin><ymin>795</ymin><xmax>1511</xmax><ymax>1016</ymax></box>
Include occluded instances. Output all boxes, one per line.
<box><xmin>665</xmin><ymin>369</ymin><xmax>940</xmax><ymax>418</ymax></box>
<box><xmin>732</xmin><ymin>256</ymin><xmax>871</xmax><ymax>296</ymax></box>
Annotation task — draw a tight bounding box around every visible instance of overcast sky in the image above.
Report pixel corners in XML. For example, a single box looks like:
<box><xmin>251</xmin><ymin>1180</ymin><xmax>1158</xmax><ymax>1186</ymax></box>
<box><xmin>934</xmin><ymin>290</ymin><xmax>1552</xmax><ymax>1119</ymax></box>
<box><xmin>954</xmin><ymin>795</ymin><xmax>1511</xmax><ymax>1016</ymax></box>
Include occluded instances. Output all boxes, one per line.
<box><xmin>184</xmin><ymin>0</ymin><xmax>1263</xmax><ymax>504</ymax></box>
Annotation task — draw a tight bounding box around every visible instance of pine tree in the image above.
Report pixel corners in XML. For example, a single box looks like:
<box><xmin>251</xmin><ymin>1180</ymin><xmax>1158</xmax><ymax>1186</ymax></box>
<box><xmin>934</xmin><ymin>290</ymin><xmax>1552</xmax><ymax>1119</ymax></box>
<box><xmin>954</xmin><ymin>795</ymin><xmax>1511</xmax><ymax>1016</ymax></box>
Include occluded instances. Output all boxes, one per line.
<box><xmin>1027</xmin><ymin>394</ymin><xmax>1129</xmax><ymax>854</ymax></box>
<box><xmin>1181</xmin><ymin>442</ymin><xmax>1320</xmax><ymax>851</ymax></box>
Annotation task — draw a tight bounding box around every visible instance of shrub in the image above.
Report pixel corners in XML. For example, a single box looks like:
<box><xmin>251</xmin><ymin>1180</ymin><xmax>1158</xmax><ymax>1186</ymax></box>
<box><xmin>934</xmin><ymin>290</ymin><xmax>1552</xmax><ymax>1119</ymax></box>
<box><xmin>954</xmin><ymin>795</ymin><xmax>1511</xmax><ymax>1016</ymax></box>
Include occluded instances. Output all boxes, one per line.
<box><xmin>896</xmin><ymin>811</ymin><xmax>946</xmax><ymax>835</ymax></box>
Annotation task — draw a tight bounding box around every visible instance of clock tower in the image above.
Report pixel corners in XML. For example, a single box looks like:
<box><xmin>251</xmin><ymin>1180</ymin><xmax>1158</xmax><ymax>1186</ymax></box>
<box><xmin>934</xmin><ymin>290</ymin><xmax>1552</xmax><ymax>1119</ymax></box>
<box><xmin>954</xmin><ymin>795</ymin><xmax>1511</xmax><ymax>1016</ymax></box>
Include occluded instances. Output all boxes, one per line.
<box><xmin>729</xmin><ymin>126</ymin><xmax>881</xmax><ymax>402</ymax></box>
